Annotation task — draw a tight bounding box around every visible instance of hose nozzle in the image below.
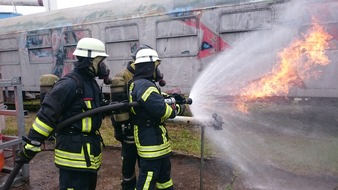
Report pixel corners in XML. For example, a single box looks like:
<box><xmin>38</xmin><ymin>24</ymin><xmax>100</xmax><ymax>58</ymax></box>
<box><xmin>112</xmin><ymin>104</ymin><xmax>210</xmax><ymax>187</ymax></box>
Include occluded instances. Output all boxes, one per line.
<box><xmin>212</xmin><ymin>113</ymin><xmax>223</xmax><ymax>130</ymax></box>
<box><xmin>164</xmin><ymin>97</ymin><xmax>193</xmax><ymax>105</ymax></box>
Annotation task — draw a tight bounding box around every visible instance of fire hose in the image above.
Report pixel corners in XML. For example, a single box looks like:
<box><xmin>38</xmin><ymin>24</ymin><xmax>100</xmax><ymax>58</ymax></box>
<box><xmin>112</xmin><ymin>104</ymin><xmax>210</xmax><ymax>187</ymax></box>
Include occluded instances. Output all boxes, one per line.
<box><xmin>2</xmin><ymin>102</ymin><xmax>138</xmax><ymax>190</ymax></box>
<box><xmin>3</xmin><ymin>96</ymin><xmax>194</xmax><ymax>190</ymax></box>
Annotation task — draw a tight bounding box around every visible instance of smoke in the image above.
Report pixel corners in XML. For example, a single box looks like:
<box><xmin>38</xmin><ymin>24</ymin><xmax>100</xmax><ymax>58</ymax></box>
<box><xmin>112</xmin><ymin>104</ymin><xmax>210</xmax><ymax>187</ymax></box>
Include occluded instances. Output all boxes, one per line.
<box><xmin>189</xmin><ymin>0</ymin><xmax>338</xmax><ymax>189</ymax></box>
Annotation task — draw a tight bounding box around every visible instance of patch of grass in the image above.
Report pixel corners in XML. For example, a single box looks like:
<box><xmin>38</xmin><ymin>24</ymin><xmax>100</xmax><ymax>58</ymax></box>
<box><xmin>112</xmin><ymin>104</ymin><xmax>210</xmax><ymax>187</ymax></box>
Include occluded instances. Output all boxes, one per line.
<box><xmin>167</xmin><ymin>123</ymin><xmax>213</xmax><ymax>157</ymax></box>
<box><xmin>2</xmin><ymin>113</ymin><xmax>35</xmax><ymax>135</ymax></box>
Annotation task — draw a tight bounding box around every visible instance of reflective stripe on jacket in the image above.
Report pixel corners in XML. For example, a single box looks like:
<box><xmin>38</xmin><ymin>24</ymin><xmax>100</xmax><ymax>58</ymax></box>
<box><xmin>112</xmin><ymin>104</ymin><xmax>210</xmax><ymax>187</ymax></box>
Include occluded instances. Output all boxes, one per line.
<box><xmin>129</xmin><ymin>79</ymin><xmax>175</xmax><ymax>159</ymax></box>
<box><xmin>28</xmin><ymin>70</ymin><xmax>103</xmax><ymax>171</ymax></box>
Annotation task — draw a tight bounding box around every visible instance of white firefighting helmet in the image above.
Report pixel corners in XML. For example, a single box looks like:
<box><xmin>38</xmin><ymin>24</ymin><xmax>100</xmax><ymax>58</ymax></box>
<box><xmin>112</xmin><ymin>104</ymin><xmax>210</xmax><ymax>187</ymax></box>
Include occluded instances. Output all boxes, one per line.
<box><xmin>134</xmin><ymin>49</ymin><xmax>161</xmax><ymax>64</ymax></box>
<box><xmin>73</xmin><ymin>38</ymin><xmax>108</xmax><ymax>58</ymax></box>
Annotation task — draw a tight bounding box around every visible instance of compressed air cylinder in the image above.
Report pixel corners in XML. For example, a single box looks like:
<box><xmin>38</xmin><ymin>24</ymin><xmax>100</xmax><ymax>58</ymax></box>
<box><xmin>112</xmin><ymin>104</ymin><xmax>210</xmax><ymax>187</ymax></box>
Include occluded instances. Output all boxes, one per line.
<box><xmin>39</xmin><ymin>74</ymin><xmax>59</xmax><ymax>104</ymax></box>
<box><xmin>110</xmin><ymin>77</ymin><xmax>130</xmax><ymax>122</ymax></box>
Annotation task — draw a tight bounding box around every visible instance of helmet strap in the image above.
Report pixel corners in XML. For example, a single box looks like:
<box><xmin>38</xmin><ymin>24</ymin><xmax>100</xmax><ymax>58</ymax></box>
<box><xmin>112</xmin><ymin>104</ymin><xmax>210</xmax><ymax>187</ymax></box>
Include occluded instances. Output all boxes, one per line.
<box><xmin>87</xmin><ymin>50</ymin><xmax>92</xmax><ymax>58</ymax></box>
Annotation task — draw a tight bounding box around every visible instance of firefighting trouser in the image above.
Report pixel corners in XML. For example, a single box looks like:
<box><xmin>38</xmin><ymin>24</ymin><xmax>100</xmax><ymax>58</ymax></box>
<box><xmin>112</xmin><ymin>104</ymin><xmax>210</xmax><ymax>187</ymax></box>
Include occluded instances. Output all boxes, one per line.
<box><xmin>136</xmin><ymin>156</ymin><xmax>173</xmax><ymax>190</ymax></box>
<box><xmin>59</xmin><ymin>168</ymin><xmax>98</xmax><ymax>190</ymax></box>
<box><xmin>121</xmin><ymin>141</ymin><xmax>138</xmax><ymax>190</ymax></box>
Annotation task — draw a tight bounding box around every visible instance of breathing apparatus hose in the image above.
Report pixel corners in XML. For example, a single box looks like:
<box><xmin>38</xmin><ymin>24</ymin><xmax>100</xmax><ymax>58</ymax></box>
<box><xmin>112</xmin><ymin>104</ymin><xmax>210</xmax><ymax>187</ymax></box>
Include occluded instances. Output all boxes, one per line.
<box><xmin>2</xmin><ymin>102</ymin><xmax>140</xmax><ymax>190</ymax></box>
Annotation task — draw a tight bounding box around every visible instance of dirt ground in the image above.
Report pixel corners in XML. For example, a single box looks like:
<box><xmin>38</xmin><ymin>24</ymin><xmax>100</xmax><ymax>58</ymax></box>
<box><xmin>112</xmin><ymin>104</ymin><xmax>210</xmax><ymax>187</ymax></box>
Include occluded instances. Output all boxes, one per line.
<box><xmin>1</xmin><ymin>141</ymin><xmax>235</xmax><ymax>190</ymax></box>
<box><xmin>1</xmin><ymin>103</ymin><xmax>338</xmax><ymax>190</ymax></box>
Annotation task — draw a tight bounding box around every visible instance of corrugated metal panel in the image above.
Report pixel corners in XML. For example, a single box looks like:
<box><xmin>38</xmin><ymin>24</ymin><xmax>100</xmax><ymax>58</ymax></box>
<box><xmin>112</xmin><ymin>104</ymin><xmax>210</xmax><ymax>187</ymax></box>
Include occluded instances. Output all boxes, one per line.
<box><xmin>0</xmin><ymin>12</ymin><xmax>22</xmax><ymax>19</ymax></box>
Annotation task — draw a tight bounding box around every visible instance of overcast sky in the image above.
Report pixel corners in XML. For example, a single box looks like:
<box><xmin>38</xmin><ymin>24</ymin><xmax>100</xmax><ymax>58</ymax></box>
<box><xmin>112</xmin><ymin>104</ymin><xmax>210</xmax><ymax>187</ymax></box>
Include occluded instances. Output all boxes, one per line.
<box><xmin>0</xmin><ymin>0</ymin><xmax>111</xmax><ymax>15</ymax></box>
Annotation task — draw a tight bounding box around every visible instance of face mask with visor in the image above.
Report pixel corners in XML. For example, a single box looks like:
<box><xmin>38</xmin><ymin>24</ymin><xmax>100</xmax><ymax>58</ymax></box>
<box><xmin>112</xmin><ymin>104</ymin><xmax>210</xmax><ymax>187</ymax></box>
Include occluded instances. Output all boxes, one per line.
<box><xmin>91</xmin><ymin>56</ymin><xmax>110</xmax><ymax>79</ymax></box>
<box><xmin>153</xmin><ymin>60</ymin><xmax>166</xmax><ymax>87</ymax></box>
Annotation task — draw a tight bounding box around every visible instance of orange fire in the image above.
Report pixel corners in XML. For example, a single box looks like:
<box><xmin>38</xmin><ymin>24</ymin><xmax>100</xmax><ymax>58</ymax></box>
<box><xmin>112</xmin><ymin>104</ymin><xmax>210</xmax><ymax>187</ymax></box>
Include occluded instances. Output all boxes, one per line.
<box><xmin>235</xmin><ymin>18</ymin><xmax>332</xmax><ymax>113</ymax></box>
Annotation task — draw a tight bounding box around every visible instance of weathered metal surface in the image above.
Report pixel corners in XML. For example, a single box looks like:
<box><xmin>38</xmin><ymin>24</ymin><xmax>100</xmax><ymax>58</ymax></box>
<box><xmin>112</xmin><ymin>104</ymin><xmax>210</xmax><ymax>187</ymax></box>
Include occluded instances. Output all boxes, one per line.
<box><xmin>0</xmin><ymin>0</ymin><xmax>43</xmax><ymax>6</ymax></box>
<box><xmin>0</xmin><ymin>0</ymin><xmax>337</xmax><ymax>99</ymax></box>
<box><xmin>0</xmin><ymin>0</ymin><xmax>282</xmax><ymax>35</ymax></box>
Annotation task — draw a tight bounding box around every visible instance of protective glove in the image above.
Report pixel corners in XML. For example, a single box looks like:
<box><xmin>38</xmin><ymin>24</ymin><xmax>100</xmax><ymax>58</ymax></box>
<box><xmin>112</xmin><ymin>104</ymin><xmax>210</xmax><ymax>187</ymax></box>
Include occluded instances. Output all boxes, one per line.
<box><xmin>16</xmin><ymin>141</ymin><xmax>41</xmax><ymax>164</ymax></box>
<box><xmin>103</xmin><ymin>77</ymin><xmax>112</xmax><ymax>85</ymax></box>
<box><xmin>176</xmin><ymin>104</ymin><xmax>186</xmax><ymax>116</ymax></box>
<box><xmin>169</xmin><ymin>103</ymin><xmax>183</xmax><ymax>117</ymax></box>
<box><xmin>172</xmin><ymin>93</ymin><xmax>185</xmax><ymax>104</ymax></box>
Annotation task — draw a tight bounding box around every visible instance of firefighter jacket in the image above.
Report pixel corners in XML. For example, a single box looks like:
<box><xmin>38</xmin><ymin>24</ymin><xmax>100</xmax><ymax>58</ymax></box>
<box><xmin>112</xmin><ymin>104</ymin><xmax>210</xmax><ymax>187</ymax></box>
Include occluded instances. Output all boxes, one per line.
<box><xmin>116</xmin><ymin>61</ymin><xmax>135</xmax><ymax>82</ymax></box>
<box><xmin>129</xmin><ymin>78</ymin><xmax>176</xmax><ymax>159</ymax></box>
<box><xmin>27</xmin><ymin>68</ymin><xmax>104</xmax><ymax>172</ymax></box>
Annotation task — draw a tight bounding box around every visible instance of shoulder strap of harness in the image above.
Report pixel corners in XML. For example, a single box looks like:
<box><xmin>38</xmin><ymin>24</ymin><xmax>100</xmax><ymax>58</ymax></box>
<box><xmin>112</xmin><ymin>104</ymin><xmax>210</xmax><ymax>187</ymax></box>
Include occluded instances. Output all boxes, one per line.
<box><xmin>64</xmin><ymin>72</ymin><xmax>84</xmax><ymax>97</ymax></box>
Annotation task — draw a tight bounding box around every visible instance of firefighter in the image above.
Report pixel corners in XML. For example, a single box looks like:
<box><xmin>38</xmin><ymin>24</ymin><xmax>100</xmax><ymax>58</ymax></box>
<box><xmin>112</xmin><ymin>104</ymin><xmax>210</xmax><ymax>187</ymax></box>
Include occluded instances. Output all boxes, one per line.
<box><xmin>110</xmin><ymin>44</ymin><xmax>167</xmax><ymax>190</ymax></box>
<box><xmin>129</xmin><ymin>48</ymin><xmax>179</xmax><ymax>190</ymax></box>
<box><xmin>16</xmin><ymin>37</ymin><xmax>110</xmax><ymax>190</ymax></box>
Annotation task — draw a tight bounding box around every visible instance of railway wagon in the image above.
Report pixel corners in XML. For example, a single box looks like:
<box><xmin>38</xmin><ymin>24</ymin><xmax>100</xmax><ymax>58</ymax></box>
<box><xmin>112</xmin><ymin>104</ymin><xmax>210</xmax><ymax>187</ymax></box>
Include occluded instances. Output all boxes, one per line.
<box><xmin>0</xmin><ymin>0</ymin><xmax>337</xmax><ymax>102</ymax></box>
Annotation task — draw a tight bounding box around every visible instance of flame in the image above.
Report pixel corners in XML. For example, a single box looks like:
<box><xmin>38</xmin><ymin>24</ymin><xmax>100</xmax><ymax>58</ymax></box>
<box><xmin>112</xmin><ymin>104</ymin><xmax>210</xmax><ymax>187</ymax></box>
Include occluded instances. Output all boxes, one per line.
<box><xmin>235</xmin><ymin>18</ymin><xmax>332</xmax><ymax>113</ymax></box>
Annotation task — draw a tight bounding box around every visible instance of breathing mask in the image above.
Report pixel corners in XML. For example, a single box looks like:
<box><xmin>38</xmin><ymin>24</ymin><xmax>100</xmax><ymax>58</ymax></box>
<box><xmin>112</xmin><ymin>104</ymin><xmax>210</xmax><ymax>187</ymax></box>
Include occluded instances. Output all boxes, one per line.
<box><xmin>90</xmin><ymin>56</ymin><xmax>110</xmax><ymax>79</ymax></box>
<box><xmin>153</xmin><ymin>60</ymin><xmax>166</xmax><ymax>87</ymax></box>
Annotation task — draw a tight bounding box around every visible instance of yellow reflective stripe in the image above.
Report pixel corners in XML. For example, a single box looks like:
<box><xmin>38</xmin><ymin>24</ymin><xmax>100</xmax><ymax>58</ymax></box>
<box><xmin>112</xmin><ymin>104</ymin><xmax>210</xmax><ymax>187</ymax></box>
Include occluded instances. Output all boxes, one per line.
<box><xmin>156</xmin><ymin>179</ymin><xmax>173</xmax><ymax>189</ymax></box>
<box><xmin>159</xmin><ymin>125</ymin><xmax>168</xmax><ymax>143</ymax></box>
<box><xmin>176</xmin><ymin>104</ymin><xmax>180</xmax><ymax>114</ymax></box>
<box><xmin>138</xmin><ymin>147</ymin><xmax>172</xmax><ymax>158</ymax></box>
<box><xmin>24</xmin><ymin>144</ymin><xmax>41</xmax><ymax>152</ymax></box>
<box><xmin>130</xmin><ymin>107</ymin><xmax>136</xmax><ymax>115</ymax></box>
<box><xmin>55</xmin><ymin>156</ymin><xmax>101</xmax><ymax>169</ymax></box>
<box><xmin>143</xmin><ymin>171</ymin><xmax>153</xmax><ymax>190</ymax></box>
<box><xmin>134</xmin><ymin>125</ymin><xmax>140</xmax><ymax>146</ymax></box>
<box><xmin>82</xmin><ymin>100</ymin><xmax>92</xmax><ymax>133</ymax></box>
<box><xmin>55</xmin><ymin>148</ymin><xmax>102</xmax><ymax>161</ymax></box>
<box><xmin>141</xmin><ymin>86</ymin><xmax>159</xmax><ymax>101</ymax></box>
<box><xmin>134</xmin><ymin>125</ymin><xmax>172</xmax><ymax>158</ymax></box>
<box><xmin>84</xmin><ymin>100</ymin><xmax>92</xmax><ymax>109</ymax></box>
<box><xmin>55</xmin><ymin>149</ymin><xmax>102</xmax><ymax>169</ymax></box>
<box><xmin>137</xmin><ymin>141</ymin><xmax>170</xmax><ymax>152</ymax></box>
<box><xmin>32</xmin><ymin>117</ymin><xmax>53</xmax><ymax>137</ymax></box>
<box><xmin>82</xmin><ymin>116</ymin><xmax>92</xmax><ymax>133</ymax></box>
<box><xmin>55</xmin><ymin>145</ymin><xmax>102</xmax><ymax>162</ymax></box>
<box><xmin>160</xmin><ymin>104</ymin><xmax>173</xmax><ymax>123</ymax></box>
<box><xmin>129</xmin><ymin>83</ymin><xmax>136</xmax><ymax>115</ymax></box>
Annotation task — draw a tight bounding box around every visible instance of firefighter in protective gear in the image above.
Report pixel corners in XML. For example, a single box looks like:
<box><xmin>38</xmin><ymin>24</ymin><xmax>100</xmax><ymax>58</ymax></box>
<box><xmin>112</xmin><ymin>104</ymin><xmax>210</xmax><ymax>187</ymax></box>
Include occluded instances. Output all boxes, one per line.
<box><xmin>111</xmin><ymin>44</ymin><xmax>165</xmax><ymax>190</ymax></box>
<box><xmin>16</xmin><ymin>37</ymin><xmax>110</xmax><ymax>190</ymax></box>
<box><xmin>129</xmin><ymin>48</ymin><xmax>178</xmax><ymax>190</ymax></box>
<box><xmin>110</xmin><ymin>60</ymin><xmax>137</xmax><ymax>190</ymax></box>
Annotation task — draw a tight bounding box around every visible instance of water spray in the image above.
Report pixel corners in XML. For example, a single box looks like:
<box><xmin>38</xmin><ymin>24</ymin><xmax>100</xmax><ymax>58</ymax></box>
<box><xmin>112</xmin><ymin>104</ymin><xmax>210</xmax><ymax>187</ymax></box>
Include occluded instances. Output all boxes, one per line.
<box><xmin>167</xmin><ymin>112</ymin><xmax>224</xmax><ymax>190</ymax></box>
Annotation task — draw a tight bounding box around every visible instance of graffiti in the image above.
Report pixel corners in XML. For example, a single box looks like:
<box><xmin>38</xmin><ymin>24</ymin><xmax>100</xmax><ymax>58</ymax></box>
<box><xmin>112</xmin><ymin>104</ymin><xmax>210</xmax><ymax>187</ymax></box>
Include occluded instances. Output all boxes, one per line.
<box><xmin>181</xmin><ymin>16</ymin><xmax>229</xmax><ymax>59</ymax></box>
<box><xmin>130</xmin><ymin>43</ymin><xmax>138</xmax><ymax>55</ymax></box>
<box><xmin>26</xmin><ymin>34</ymin><xmax>54</xmax><ymax>64</ymax></box>
<box><xmin>49</xmin><ymin>28</ymin><xmax>90</xmax><ymax>77</ymax></box>
<box><xmin>201</xmin><ymin>41</ymin><xmax>212</xmax><ymax>50</ymax></box>
<box><xmin>26</xmin><ymin>36</ymin><xmax>43</xmax><ymax>47</ymax></box>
